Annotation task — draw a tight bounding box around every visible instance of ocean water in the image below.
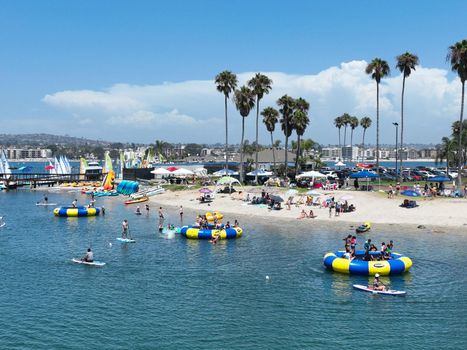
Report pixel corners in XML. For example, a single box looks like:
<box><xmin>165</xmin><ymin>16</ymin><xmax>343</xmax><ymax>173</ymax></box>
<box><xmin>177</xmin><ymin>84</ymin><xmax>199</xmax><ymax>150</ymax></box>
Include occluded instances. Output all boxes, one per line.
<box><xmin>0</xmin><ymin>189</ymin><xmax>466</xmax><ymax>349</ymax></box>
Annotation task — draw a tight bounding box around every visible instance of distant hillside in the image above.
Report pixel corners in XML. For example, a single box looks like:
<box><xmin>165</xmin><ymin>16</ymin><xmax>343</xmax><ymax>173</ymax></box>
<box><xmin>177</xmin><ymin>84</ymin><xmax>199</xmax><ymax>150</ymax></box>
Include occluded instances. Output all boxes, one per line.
<box><xmin>0</xmin><ymin>133</ymin><xmax>128</xmax><ymax>147</ymax></box>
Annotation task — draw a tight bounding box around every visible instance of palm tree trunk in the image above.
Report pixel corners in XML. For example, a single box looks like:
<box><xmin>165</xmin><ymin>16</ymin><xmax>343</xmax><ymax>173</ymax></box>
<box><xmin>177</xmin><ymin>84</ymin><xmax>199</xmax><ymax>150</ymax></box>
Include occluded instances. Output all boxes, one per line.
<box><xmin>240</xmin><ymin>117</ymin><xmax>245</xmax><ymax>183</ymax></box>
<box><xmin>255</xmin><ymin>98</ymin><xmax>260</xmax><ymax>184</ymax></box>
<box><xmin>399</xmin><ymin>75</ymin><xmax>406</xmax><ymax>182</ymax></box>
<box><xmin>285</xmin><ymin>132</ymin><xmax>289</xmax><ymax>178</ymax></box>
<box><xmin>224</xmin><ymin>95</ymin><xmax>229</xmax><ymax>171</ymax></box>
<box><xmin>376</xmin><ymin>82</ymin><xmax>380</xmax><ymax>172</ymax></box>
<box><xmin>295</xmin><ymin>134</ymin><xmax>301</xmax><ymax>176</ymax></box>
<box><xmin>271</xmin><ymin>132</ymin><xmax>276</xmax><ymax>174</ymax></box>
<box><xmin>362</xmin><ymin>129</ymin><xmax>366</xmax><ymax>163</ymax></box>
<box><xmin>350</xmin><ymin>129</ymin><xmax>354</xmax><ymax>161</ymax></box>
<box><xmin>338</xmin><ymin>128</ymin><xmax>341</xmax><ymax>160</ymax></box>
<box><xmin>457</xmin><ymin>81</ymin><xmax>465</xmax><ymax>187</ymax></box>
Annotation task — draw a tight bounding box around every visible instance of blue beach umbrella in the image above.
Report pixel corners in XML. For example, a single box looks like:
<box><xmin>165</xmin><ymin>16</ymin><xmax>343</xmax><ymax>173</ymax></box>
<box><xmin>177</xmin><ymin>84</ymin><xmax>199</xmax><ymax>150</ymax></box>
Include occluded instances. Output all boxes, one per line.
<box><xmin>350</xmin><ymin>170</ymin><xmax>379</xmax><ymax>179</ymax></box>
<box><xmin>400</xmin><ymin>190</ymin><xmax>421</xmax><ymax>197</ymax></box>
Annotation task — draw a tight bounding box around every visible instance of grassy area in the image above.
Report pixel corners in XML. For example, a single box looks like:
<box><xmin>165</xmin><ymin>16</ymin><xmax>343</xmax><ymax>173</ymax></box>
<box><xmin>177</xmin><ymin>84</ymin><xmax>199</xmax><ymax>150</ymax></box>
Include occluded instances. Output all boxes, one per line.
<box><xmin>163</xmin><ymin>184</ymin><xmax>202</xmax><ymax>192</ymax></box>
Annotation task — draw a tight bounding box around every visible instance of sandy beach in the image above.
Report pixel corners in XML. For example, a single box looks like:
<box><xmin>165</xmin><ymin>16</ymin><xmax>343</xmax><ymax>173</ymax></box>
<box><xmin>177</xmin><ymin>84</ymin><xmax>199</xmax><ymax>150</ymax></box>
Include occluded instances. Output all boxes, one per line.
<box><xmin>148</xmin><ymin>186</ymin><xmax>467</xmax><ymax>230</ymax></box>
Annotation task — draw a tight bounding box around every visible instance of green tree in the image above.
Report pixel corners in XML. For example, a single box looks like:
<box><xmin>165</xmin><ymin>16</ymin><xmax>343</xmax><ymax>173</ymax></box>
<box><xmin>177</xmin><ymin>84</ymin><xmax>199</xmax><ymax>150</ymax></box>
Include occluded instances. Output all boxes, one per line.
<box><xmin>436</xmin><ymin>136</ymin><xmax>455</xmax><ymax>176</ymax></box>
<box><xmin>261</xmin><ymin>107</ymin><xmax>279</xmax><ymax>173</ymax></box>
<box><xmin>293</xmin><ymin>97</ymin><xmax>310</xmax><ymax>175</ymax></box>
<box><xmin>277</xmin><ymin>95</ymin><xmax>295</xmax><ymax>176</ymax></box>
<box><xmin>349</xmin><ymin>116</ymin><xmax>359</xmax><ymax>160</ymax></box>
<box><xmin>366</xmin><ymin>58</ymin><xmax>390</xmax><ymax>171</ymax></box>
<box><xmin>447</xmin><ymin>39</ymin><xmax>467</xmax><ymax>186</ymax></box>
<box><xmin>215</xmin><ymin>70</ymin><xmax>238</xmax><ymax>171</ymax></box>
<box><xmin>248</xmin><ymin>73</ymin><xmax>272</xmax><ymax>183</ymax></box>
<box><xmin>333</xmin><ymin>116</ymin><xmax>344</xmax><ymax>159</ymax></box>
<box><xmin>396</xmin><ymin>51</ymin><xmax>419</xmax><ymax>180</ymax></box>
<box><xmin>234</xmin><ymin>86</ymin><xmax>255</xmax><ymax>183</ymax></box>
<box><xmin>360</xmin><ymin>117</ymin><xmax>372</xmax><ymax>163</ymax></box>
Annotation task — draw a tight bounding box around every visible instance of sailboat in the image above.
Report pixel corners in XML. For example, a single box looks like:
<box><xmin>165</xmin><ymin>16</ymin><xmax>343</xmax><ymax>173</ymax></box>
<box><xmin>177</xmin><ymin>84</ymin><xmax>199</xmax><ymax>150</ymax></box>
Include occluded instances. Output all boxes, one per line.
<box><xmin>0</xmin><ymin>149</ymin><xmax>16</xmax><ymax>189</ymax></box>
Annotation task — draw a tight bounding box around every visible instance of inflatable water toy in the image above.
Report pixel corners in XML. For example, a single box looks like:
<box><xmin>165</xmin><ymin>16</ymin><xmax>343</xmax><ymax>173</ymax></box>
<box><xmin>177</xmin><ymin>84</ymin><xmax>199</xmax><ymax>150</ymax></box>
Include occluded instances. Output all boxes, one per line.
<box><xmin>323</xmin><ymin>250</ymin><xmax>412</xmax><ymax>275</ymax></box>
<box><xmin>352</xmin><ymin>284</ymin><xmax>406</xmax><ymax>296</ymax></box>
<box><xmin>356</xmin><ymin>222</ymin><xmax>371</xmax><ymax>233</ymax></box>
<box><xmin>72</xmin><ymin>258</ymin><xmax>106</xmax><ymax>267</ymax></box>
<box><xmin>124</xmin><ymin>196</ymin><xmax>149</xmax><ymax>205</ymax></box>
<box><xmin>205</xmin><ymin>211</ymin><xmax>223</xmax><ymax>222</ymax></box>
<box><xmin>116</xmin><ymin>237</ymin><xmax>136</xmax><ymax>243</ymax></box>
<box><xmin>180</xmin><ymin>225</ymin><xmax>242</xmax><ymax>239</ymax></box>
<box><xmin>54</xmin><ymin>206</ymin><xmax>100</xmax><ymax>217</ymax></box>
<box><xmin>102</xmin><ymin>170</ymin><xmax>115</xmax><ymax>191</ymax></box>
<box><xmin>117</xmin><ymin>181</ymin><xmax>139</xmax><ymax>195</ymax></box>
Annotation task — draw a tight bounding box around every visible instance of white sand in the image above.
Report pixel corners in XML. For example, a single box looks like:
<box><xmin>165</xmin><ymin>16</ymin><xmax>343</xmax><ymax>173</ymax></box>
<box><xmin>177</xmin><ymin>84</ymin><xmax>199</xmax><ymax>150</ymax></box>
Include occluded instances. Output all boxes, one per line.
<box><xmin>149</xmin><ymin>186</ymin><xmax>467</xmax><ymax>229</ymax></box>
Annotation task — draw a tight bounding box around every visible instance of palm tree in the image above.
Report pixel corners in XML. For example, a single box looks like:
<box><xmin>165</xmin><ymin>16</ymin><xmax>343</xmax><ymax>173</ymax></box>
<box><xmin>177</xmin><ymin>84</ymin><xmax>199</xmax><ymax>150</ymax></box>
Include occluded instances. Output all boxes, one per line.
<box><xmin>261</xmin><ymin>107</ymin><xmax>279</xmax><ymax>173</ymax></box>
<box><xmin>277</xmin><ymin>95</ymin><xmax>295</xmax><ymax>176</ymax></box>
<box><xmin>396</xmin><ymin>52</ymin><xmax>419</xmax><ymax>180</ymax></box>
<box><xmin>349</xmin><ymin>116</ymin><xmax>359</xmax><ymax>160</ymax></box>
<box><xmin>360</xmin><ymin>117</ymin><xmax>372</xmax><ymax>163</ymax></box>
<box><xmin>215</xmin><ymin>70</ymin><xmax>238</xmax><ymax>171</ymax></box>
<box><xmin>293</xmin><ymin>98</ymin><xmax>310</xmax><ymax>175</ymax></box>
<box><xmin>447</xmin><ymin>39</ymin><xmax>467</xmax><ymax>186</ymax></box>
<box><xmin>366</xmin><ymin>58</ymin><xmax>390</xmax><ymax>173</ymax></box>
<box><xmin>334</xmin><ymin>116</ymin><xmax>344</xmax><ymax>160</ymax></box>
<box><xmin>234</xmin><ymin>86</ymin><xmax>255</xmax><ymax>183</ymax></box>
<box><xmin>248</xmin><ymin>73</ymin><xmax>273</xmax><ymax>184</ymax></box>
<box><xmin>341</xmin><ymin>113</ymin><xmax>351</xmax><ymax>148</ymax></box>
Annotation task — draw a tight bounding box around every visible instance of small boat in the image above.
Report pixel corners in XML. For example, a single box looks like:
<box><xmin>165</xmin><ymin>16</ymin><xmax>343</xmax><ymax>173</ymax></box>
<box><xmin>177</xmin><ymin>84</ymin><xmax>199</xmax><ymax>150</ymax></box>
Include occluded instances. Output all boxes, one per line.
<box><xmin>72</xmin><ymin>258</ymin><xmax>106</xmax><ymax>267</ymax></box>
<box><xmin>356</xmin><ymin>222</ymin><xmax>371</xmax><ymax>233</ymax></box>
<box><xmin>352</xmin><ymin>284</ymin><xmax>406</xmax><ymax>296</ymax></box>
<box><xmin>116</xmin><ymin>237</ymin><xmax>136</xmax><ymax>243</ymax></box>
<box><xmin>124</xmin><ymin>196</ymin><xmax>149</xmax><ymax>205</ymax></box>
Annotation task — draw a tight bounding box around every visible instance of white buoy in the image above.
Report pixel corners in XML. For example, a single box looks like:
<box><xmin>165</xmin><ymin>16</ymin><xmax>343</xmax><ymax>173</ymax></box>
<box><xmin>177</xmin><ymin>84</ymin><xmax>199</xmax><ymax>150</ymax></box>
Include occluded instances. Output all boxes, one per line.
<box><xmin>266</xmin><ymin>275</ymin><xmax>270</xmax><ymax>280</ymax></box>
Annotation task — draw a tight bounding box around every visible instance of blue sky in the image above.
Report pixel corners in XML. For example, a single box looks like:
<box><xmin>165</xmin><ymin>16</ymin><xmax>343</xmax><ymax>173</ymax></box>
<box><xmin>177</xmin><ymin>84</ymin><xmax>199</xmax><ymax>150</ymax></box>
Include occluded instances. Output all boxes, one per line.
<box><xmin>0</xmin><ymin>0</ymin><xmax>466</xmax><ymax>145</ymax></box>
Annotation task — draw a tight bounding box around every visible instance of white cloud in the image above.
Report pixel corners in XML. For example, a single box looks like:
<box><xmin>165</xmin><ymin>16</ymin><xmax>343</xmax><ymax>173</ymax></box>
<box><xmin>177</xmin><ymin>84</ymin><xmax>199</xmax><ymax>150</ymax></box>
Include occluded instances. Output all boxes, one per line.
<box><xmin>42</xmin><ymin>61</ymin><xmax>464</xmax><ymax>144</ymax></box>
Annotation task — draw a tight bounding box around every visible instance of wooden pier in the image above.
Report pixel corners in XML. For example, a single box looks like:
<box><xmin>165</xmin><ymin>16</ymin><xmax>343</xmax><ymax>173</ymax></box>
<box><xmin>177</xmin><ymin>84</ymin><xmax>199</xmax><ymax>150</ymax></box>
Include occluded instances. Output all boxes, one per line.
<box><xmin>0</xmin><ymin>173</ymin><xmax>102</xmax><ymax>189</ymax></box>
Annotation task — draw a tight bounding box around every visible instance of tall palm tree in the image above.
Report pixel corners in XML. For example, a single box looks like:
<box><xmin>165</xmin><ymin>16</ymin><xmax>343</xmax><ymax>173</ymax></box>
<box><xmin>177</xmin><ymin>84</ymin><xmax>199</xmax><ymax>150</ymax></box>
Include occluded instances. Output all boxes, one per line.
<box><xmin>215</xmin><ymin>70</ymin><xmax>238</xmax><ymax>171</ymax></box>
<box><xmin>234</xmin><ymin>86</ymin><xmax>255</xmax><ymax>183</ymax></box>
<box><xmin>334</xmin><ymin>116</ymin><xmax>344</xmax><ymax>160</ymax></box>
<box><xmin>277</xmin><ymin>95</ymin><xmax>295</xmax><ymax>176</ymax></box>
<box><xmin>396</xmin><ymin>52</ymin><xmax>419</xmax><ymax>180</ymax></box>
<box><xmin>261</xmin><ymin>107</ymin><xmax>279</xmax><ymax>173</ymax></box>
<box><xmin>360</xmin><ymin>117</ymin><xmax>372</xmax><ymax>163</ymax></box>
<box><xmin>366</xmin><ymin>58</ymin><xmax>390</xmax><ymax>172</ymax></box>
<box><xmin>248</xmin><ymin>73</ymin><xmax>273</xmax><ymax>184</ymax></box>
<box><xmin>293</xmin><ymin>97</ymin><xmax>310</xmax><ymax>175</ymax></box>
<box><xmin>349</xmin><ymin>116</ymin><xmax>359</xmax><ymax>160</ymax></box>
<box><xmin>341</xmin><ymin>113</ymin><xmax>351</xmax><ymax>148</ymax></box>
<box><xmin>447</xmin><ymin>39</ymin><xmax>467</xmax><ymax>187</ymax></box>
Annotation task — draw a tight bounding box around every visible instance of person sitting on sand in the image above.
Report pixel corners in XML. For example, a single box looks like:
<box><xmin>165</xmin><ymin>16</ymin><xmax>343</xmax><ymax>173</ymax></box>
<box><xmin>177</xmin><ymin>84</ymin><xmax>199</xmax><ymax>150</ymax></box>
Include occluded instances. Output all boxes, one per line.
<box><xmin>82</xmin><ymin>248</ymin><xmax>94</xmax><ymax>263</ymax></box>
<box><xmin>297</xmin><ymin>209</ymin><xmax>308</xmax><ymax>219</ymax></box>
<box><xmin>308</xmin><ymin>209</ymin><xmax>316</xmax><ymax>218</ymax></box>
<box><xmin>371</xmin><ymin>273</ymin><xmax>385</xmax><ymax>291</ymax></box>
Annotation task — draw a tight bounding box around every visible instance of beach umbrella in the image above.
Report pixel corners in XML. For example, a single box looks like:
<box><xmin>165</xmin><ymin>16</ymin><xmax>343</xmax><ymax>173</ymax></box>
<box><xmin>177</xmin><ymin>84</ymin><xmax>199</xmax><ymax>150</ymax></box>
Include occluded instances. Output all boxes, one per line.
<box><xmin>173</xmin><ymin>168</ymin><xmax>194</xmax><ymax>176</ymax></box>
<box><xmin>400</xmin><ymin>190</ymin><xmax>421</xmax><ymax>197</ymax></box>
<box><xmin>356</xmin><ymin>163</ymin><xmax>374</xmax><ymax>169</ymax></box>
<box><xmin>199</xmin><ymin>187</ymin><xmax>212</xmax><ymax>194</ymax></box>
<box><xmin>217</xmin><ymin>176</ymin><xmax>240</xmax><ymax>185</ymax></box>
<box><xmin>44</xmin><ymin>165</ymin><xmax>54</xmax><ymax>170</ymax></box>
<box><xmin>430</xmin><ymin>176</ymin><xmax>450</xmax><ymax>182</ymax></box>
<box><xmin>246</xmin><ymin>169</ymin><xmax>273</xmax><ymax>176</ymax></box>
<box><xmin>213</xmin><ymin>168</ymin><xmax>238</xmax><ymax>176</ymax></box>
<box><xmin>306</xmin><ymin>190</ymin><xmax>322</xmax><ymax>196</ymax></box>
<box><xmin>334</xmin><ymin>161</ymin><xmax>346</xmax><ymax>167</ymax></box>
<box><xmin>296</xmin><ymin>171</ymin><xmax>326</xmax><ymax>179</ymax></box>
<box><xmin>350</xmin><ymin>170</ymin><xmax>379</xmax><ymax>179</ymax></box>
<box><xmin>269</xmin><ymin>194</ymin><xmax>284</xmax><ymax>203</ymax></box>
<box><xmin>151</xmin><ymin>167</ymin><xmax>171</xmax><ymax>175</ymax></box>
<box><xmin>166</xmin><ymin>166</ymin><xmax>178</xmax><ymax>172</ymax></box>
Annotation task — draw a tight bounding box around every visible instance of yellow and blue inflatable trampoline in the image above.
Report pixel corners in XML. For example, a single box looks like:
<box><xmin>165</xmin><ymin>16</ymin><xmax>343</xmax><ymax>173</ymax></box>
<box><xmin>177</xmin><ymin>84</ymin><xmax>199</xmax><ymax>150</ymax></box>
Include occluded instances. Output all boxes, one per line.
<box><xmin>180</xmin><ymin>225</ymin><xmax>242</xmax><ymax>240</ymax></box>
<box><xmin>54</xmin><ymin>206</ymin><xmax>100</xmax><ymax>217</ymax></box>
<box><xmin>323</xmin><ymin>250</ymin><xmax>412</xmax><ymax>275</ymax></box>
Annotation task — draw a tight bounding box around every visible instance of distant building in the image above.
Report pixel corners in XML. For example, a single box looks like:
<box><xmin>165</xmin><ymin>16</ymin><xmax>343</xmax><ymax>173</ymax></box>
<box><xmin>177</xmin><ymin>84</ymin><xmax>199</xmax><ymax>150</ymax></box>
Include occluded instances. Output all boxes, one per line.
<box><xmin>341</xmin><ymin>146</ymin><xmax>359</xmax><ymax>161</ymax></box>
<box><xmin>5</xmin><ymin>147</ymin><xmax>51</xmax><ymax>159</ymax></box>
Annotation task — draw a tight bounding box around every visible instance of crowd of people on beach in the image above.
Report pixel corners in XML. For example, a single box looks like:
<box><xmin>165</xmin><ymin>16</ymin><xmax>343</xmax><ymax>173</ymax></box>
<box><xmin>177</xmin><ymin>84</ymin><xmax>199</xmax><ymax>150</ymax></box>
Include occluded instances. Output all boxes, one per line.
<box><xmin>342</xmin><ymin>234</ymin><xmax>394</xmax><ymax>261</ymax></box>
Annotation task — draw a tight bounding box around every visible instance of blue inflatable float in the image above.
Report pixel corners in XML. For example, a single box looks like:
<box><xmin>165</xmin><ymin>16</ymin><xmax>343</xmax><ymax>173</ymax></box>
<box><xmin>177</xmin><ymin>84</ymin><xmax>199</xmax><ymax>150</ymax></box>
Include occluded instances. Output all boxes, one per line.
<box><xmin>54</xmin><ymin>206</ymin><xmax>100</xmax><ymax>217</ymax></box>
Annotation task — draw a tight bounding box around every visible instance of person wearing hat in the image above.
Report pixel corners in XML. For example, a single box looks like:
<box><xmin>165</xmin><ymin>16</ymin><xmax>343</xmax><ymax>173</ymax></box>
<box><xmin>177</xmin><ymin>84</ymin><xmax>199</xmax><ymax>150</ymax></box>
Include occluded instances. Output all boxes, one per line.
<box><xmin>371</xmin><ymin>273</ymin><xmax>385</xmax><ymax>291</ymax></box>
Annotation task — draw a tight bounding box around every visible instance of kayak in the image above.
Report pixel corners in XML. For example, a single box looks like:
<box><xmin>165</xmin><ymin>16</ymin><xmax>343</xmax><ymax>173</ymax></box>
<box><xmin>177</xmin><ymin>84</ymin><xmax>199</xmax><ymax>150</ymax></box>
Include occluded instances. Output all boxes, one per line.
<box><xmin>124</xmin><ymin>196</ymin><xmax>149</xmax><ymax>205</ymax></box>
<box><xmin>352</xmin><ymin>284</ymin><xmax>406</xmax><ymax>296</ymax></box>
<box><xmin>72</xmin><ymin>258</ymin><xmax>106</xmax><ymax>267</ymax></box>
<box><xmin>116</xmin><ymin>237</ymin><xmax>136</xmax><ymax>243</ymax></box>
<box><xmin>356</xmin><ymin>222</ymin><xmax>371</xmax><ymax>233</ymax></box>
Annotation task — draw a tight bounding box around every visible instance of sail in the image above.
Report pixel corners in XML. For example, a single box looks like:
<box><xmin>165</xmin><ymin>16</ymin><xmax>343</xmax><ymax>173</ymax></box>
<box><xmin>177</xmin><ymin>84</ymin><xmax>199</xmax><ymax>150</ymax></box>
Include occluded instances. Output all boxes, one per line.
<box><xmin>119</xmin><ymin>151</ymin><xmax>125</xmax><ymax>179</ymax></box>
<box><xmin>64</xmin><ymin>156</ymin><xmax>72</xmax><ymax>173</ymax></box>
<box><xmin>79</xmin><ymin>158</ymin><xmax>87</xmax><ymax>180</ymax></box>
<box><xmin>1</xmin><ymin>150</ymin><xmax>12</xmax><ymax>179</ymax></box>
<box><xmin>104</xmin><ymin>151</ymin><xmax>113</xmax><ymax>173</ymax></box>
<box><xmin>54</xmin><ymin>157</ymin><xmax>61</xmax><ymax>175</ymax></box>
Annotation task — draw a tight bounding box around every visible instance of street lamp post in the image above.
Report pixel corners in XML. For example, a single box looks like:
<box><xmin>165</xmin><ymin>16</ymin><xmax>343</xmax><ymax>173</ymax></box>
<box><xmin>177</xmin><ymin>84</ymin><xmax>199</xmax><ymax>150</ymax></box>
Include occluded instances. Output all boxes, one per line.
<box><xmin>393</xmin><ymin>122</ymin><xmax>399</xmax><ymax>179</ymax></box>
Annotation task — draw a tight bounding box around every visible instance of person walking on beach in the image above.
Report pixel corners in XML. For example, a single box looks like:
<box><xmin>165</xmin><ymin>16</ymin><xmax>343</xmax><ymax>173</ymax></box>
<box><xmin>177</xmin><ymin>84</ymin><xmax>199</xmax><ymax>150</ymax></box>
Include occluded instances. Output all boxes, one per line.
<box><xmin>122</xmin><ymin>219</ymin><xmax>129</xmax><ymax>239</ymax></box>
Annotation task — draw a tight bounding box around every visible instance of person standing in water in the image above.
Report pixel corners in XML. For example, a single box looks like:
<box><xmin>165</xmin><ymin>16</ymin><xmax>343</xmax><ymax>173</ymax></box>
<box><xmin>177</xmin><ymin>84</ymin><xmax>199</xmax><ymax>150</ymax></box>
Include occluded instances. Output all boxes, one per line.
<box><xmin>158</xmin><ymin>207</ymin><xmax>164</xmax><ymax>225</ymax></box>
<box><xmin>43</xmin><ymin>194</ymin><xmax>48</xmax><ymax>204</ymax></box>
<box><xmin>179</xmin><ymin>206</ymin><xmax>183</xmax><ymax>221</ymax></box>
<box><xmin>122</xmin><ymin>219</ymin><xmax>129</xmax><ymax>239</ymax></box>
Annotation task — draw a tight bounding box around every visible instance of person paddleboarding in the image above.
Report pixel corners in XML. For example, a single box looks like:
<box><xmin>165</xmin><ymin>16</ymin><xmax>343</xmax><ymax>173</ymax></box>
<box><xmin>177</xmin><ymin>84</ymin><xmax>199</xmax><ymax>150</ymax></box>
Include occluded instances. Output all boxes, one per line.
<box><xmin>81</xmin><ymin>248</ymin><xmax>94</xmax><ymax>263</ymax></box>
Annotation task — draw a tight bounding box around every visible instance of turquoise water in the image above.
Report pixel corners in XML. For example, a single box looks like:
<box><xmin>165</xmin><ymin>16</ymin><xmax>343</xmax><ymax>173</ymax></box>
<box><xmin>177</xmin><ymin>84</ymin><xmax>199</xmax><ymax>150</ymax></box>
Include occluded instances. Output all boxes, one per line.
<box><xmin>1</xmin><ymin>190</ymin><xmax>466</xmax><ymax>349</ymax></box>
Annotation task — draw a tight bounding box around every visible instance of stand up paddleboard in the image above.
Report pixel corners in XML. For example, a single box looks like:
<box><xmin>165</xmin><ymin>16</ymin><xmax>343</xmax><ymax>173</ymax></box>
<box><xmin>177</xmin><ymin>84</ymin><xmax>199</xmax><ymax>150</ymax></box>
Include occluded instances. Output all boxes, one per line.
<box><xmin>353</xmin><ymin>284</ymin><xmax>406</xmax><ymax>296</ymax></box>
<box><xmin>36</xmin><ymin>203</ymin><xmax>58</xmax><ymax>206</ymax></box>
<box><xmin>116</xmin><ymin>237</ymin><xmax>136</xmax><ymax>243</ymax></box>
<box><xmin>72</xmin><ymin>258</ymin><xmax>106</xmax><ymax>267</ymax></box>
<box><xmin>0</xmin><ymin>222</ymin><xmax>5</xmax><ymax>228</ymax></box>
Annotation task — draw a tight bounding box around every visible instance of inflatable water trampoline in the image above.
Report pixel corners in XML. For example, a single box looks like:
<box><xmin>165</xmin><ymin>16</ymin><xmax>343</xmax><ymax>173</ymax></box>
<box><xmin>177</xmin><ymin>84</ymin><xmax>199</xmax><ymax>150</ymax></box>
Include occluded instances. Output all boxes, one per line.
<box><xmin>54</xmin><ymin>206</ymin><xmax>100</xmax><ymax>217</ymax></box>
